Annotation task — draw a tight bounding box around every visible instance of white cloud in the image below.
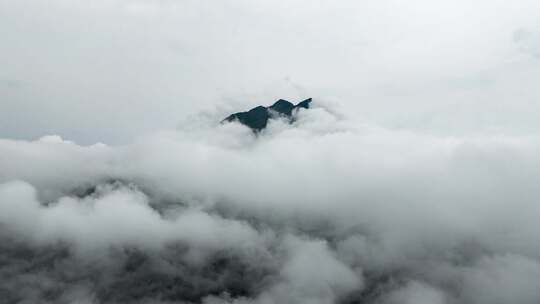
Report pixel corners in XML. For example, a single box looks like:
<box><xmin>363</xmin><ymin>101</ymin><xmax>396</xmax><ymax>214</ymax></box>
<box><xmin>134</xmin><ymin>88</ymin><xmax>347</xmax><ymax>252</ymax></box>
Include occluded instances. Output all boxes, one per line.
<box><xmin>514</xmin><ymin>28</ymin><xmax>540</xmax><ymax>58</ymax></box>
<box><xmin>1</xmin><ymin>106</ymin><xmax>540</xmax><ymax>302</ymax></box>
<box><xmin>2</xmin><ymin>0</ymin><xmax>540</xmax><ymax>302</ymax></box>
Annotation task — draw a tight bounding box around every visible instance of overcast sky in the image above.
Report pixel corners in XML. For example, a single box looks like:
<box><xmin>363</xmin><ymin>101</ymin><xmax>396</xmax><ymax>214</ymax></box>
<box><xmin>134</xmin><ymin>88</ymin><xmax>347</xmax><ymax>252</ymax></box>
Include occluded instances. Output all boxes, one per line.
<box><xmin>1</xmin><ymin>0</ymin><xmax>540</xmax><ymax>144</ymax></box>
<box><xmin>3</xmin><ymin>2</ymin><xmax>540</xmax><ymax>303</ymax></box>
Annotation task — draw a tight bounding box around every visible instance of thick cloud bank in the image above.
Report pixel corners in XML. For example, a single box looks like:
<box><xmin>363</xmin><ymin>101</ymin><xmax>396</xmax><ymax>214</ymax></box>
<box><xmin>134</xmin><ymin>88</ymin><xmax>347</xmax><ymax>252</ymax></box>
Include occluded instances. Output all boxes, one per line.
<box><xmin>2</xmin><ymin>104</ymin><xmax>540</xmax><ymax>304</ymax></box>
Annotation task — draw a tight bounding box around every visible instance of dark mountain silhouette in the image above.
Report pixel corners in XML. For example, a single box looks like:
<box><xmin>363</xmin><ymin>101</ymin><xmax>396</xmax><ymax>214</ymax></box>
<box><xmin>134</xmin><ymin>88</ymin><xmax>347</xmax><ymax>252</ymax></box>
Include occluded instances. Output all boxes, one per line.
<box><xmin>222</xmin><ymin>98</ymin><xmax>312</xmax><ymax>131</ymax></box>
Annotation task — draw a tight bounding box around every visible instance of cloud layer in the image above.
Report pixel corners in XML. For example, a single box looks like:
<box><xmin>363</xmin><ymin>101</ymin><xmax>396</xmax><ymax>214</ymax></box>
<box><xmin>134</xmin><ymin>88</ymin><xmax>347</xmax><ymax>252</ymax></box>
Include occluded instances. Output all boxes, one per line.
<box><xmin>1</xmin><ymin>105</ymin><xmax>540</xmax><ymax>303</ymax></box>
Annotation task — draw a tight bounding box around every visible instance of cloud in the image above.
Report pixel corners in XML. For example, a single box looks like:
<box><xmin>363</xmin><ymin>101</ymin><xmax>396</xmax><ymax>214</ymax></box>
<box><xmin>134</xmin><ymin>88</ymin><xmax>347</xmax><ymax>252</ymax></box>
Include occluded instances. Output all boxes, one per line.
<box><xmin>2</xmin><ymin>1</ymin><xmax>540</xmax><ymax>302</ymax></box>
<box><xmin>1</xmin><ymin>106</ymin><xmax>540</xmax><ymax>303</ymax></box>
<box><xmin>460</xmin><ymin>255</ymin><xmax>540</xmax><ymax>304</ymax></box>
<box><xmin>380</xmin><ymin>281</ymin><xmax>447</xmax><ymax>304</ymax></box>
<box><xmin>514</xmin><ymin>28</ymin><xmax>540</xmax><ymax>58</ymax></box>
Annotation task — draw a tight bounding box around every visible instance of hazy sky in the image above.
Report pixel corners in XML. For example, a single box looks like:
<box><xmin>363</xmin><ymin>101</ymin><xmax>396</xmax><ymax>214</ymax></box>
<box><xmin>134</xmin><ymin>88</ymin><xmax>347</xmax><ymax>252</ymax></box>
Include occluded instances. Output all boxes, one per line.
<box><xmin>2</xmin><ymin>0</ymin><xmax>540</xmax><ymax>144</ymax></box>
<box><xmin>3</xmin><ymin>2</ymin><xmax>540</xmax><ymax>303</ymax></box>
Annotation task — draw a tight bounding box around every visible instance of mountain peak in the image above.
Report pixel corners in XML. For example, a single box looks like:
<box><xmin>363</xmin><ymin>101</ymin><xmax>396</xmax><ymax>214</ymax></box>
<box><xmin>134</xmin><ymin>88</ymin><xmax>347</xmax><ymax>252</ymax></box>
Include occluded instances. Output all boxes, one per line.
<box><xmin>223</xmin><ymin>98</ymin><xmax>312</xmax><ymax>132</ymax></box>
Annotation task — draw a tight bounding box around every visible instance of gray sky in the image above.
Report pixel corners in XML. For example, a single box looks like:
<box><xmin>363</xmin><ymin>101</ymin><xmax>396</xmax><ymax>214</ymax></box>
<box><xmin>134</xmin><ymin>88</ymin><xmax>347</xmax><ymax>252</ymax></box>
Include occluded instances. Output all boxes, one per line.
<box><xmin>1</xmin><ymin>0</ymin><xmax>540</xmax><ymax>144</ymax></box>
<box><xmin>3</xmin><ymin>2</ymin><xmax>540</xmax><ymax>302</ymax></box>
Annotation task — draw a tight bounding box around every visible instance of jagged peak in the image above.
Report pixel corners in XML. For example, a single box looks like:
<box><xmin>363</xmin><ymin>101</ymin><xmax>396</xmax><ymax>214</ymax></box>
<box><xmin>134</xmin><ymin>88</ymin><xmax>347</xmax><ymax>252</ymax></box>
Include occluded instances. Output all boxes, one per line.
<box><xmin>295</xmin><ymin>98</ymin><xmax>312</xmax><ymax>109</ymax></box>
<box><xmin>222</xmin><ymin>98</ymin><xmax>313</xmax><ymax>132</ymax></box>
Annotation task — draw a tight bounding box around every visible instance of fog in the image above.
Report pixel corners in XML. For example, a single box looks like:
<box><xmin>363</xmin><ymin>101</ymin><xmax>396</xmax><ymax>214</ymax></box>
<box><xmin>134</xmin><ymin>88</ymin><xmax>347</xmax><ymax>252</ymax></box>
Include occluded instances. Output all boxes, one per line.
<box><xmin>2</xmin><ymin>0</ymin><xmax>540</xmax><ymax>143</ymax></box>
<box><xmin>1</xmin><ymin>104</ymin><xmax>540</xmax><ymax>303</ymax></box>
<box><xmin>2</xmin><ymin>0</ymin><xmax>540</xmax><ymax>303</ymax></box>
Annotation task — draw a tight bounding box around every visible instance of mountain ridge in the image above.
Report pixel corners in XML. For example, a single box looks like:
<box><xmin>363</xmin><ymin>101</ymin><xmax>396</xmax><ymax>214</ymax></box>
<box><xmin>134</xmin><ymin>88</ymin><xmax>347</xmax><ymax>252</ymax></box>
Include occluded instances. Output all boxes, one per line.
<box><xmin>223</xmin><ymin>98</ymin><xmax>312</xmax><ymax>131</ymax></box>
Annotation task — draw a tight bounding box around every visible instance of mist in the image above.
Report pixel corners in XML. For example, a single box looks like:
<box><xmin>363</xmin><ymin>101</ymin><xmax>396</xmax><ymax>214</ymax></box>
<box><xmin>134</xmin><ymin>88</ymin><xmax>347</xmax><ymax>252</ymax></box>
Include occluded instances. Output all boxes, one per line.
<box><xmin>2</xmin><ymin>0</ymin><xmax>540</xmax><ymax>144</ymax></box>
<box><xmin>2</xmin><ymin>0</ymin><xmax>540</xmax><ymax>303</ymax></box>
<box><xmin>1</xmin><ymin>103</ymin><xmax>540</xmax><ymax>303</ymax></box>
